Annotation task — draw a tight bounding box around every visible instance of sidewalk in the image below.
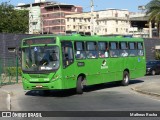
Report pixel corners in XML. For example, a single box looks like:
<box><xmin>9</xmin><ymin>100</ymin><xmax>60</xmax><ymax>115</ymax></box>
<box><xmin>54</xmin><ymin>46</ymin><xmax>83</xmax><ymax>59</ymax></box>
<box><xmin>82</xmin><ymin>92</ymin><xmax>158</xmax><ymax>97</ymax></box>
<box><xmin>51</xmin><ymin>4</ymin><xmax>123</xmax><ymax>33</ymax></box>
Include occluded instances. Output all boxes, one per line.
<box><xmin>1</xmin><ymin>81</ymin><xmax>160</xmax><ymax>111</ymax></box>
<box><xmin>131</xmin><ymin>82</ymin><xmax>160</xmax><ymax>97</ymax></box>
<box><xmin>0</xmin><ymin>83</ymin><xmax>23</xmax><ymax>111</ymax></box>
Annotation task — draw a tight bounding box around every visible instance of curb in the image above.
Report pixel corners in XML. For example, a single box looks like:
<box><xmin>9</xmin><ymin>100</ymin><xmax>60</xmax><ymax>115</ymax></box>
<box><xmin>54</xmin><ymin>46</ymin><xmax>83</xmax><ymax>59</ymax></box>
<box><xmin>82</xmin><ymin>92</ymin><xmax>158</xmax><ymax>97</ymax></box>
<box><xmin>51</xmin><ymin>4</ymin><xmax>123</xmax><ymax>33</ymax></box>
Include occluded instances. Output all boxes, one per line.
<box><xmin>0</xmin><ymin>90</ymin><xmax>11</xmax><ymax>111</ymax></box>
<box><xmin>131</xmin><ymin>87</ymin><xmax>160</xmax><ymax>97</ymax></box>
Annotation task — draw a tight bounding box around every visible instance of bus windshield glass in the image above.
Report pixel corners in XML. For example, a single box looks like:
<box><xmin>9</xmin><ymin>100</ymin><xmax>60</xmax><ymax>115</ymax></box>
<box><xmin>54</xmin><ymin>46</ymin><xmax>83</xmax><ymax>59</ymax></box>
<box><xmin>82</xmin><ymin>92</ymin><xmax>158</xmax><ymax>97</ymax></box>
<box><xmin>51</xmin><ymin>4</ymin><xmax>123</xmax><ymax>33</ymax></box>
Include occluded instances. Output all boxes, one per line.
<box><xmin>22</xmin><ymin>46</ymin><xmax>59</xmax><ymax>72</ymax></box>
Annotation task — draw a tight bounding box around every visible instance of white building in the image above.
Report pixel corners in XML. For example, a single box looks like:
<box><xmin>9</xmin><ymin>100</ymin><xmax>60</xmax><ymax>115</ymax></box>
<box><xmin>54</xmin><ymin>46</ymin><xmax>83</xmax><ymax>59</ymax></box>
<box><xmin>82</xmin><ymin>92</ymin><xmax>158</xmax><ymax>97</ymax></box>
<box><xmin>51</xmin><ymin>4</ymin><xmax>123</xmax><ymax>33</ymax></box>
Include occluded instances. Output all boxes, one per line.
<box><xmin>129</xmin><ymin>12</ymin><xmax>150</xmax><ymax>38</ymax></box>
<box><xmin>66</xmin><ymin>12</ymin><xmax>97</xmax><ymax>35</ymax></box>
<box><xmin>16</xmin><ymin>2</ymin><xmax>42</xmax><ymax>34</ymax></box>
<box><xmin>65</xmin><ymin>9</ymin><xmax>130</xmax><ymax>35</ymax></box>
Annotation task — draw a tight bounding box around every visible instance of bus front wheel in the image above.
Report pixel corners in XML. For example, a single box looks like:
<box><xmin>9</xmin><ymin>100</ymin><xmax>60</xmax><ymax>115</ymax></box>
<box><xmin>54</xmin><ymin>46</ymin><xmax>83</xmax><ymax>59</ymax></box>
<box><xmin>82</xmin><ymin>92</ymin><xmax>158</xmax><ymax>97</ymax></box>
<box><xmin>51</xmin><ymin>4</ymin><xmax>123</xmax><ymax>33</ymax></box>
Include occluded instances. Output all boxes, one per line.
<box><xmin>76</xmin><ymin>76</ymin><xmax>84</xmax><ymax>94</ymax></box>
<box><xmin>121</xmin><ymin>71</ymin><xmax>129</xmax><ymax>86</ymax></box>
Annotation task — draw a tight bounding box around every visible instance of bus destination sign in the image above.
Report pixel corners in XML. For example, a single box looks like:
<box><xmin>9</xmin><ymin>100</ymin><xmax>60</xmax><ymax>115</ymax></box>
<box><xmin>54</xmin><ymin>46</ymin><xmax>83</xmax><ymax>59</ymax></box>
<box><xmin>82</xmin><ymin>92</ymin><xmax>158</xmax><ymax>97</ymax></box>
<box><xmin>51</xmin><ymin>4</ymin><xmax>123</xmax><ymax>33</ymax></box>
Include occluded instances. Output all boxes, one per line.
<box><xmin>24</xmin><ymin>38</ymin><xmax>56</xmax><ymax>45</ymax></box>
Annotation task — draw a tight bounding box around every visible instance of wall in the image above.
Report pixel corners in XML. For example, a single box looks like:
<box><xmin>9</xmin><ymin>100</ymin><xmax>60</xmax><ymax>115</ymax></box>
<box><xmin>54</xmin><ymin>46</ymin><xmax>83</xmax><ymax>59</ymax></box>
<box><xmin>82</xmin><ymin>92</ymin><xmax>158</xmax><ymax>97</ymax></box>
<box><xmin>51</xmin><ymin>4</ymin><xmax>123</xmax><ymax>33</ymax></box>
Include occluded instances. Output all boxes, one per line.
<box><xmin>0</xmin><ymin>33</ymin><xmax>159</xmax><ymax>61</ymax></box>
<box><xmin>144</xmin><ymin>38</ymin><xmax>160</xmax><ymax>60</ymax></box>
<box><xmin>0</xmin><ymin>33</ymin><xmax>42</xmax><ymax>59</ymax></box>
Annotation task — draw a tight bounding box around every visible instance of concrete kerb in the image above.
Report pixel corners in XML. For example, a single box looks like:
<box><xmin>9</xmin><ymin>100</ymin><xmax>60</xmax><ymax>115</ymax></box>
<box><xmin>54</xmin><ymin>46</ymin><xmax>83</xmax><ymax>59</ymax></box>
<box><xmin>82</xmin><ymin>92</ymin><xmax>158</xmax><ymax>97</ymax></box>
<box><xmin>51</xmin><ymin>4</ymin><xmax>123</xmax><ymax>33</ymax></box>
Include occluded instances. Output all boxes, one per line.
<box><xmin>0</xmin><ymin>89</ymin><xmax>12</xmax><ymax>111</ymax></box>
<box><xmin>131</xmin><ymin>81</ymin><xmax>160</xmax><ymax>97</ymax></box>
<box><xmin>131</xmin><ymin>87</ymin><xmax>160</xmax><ymax>97</ymax></box>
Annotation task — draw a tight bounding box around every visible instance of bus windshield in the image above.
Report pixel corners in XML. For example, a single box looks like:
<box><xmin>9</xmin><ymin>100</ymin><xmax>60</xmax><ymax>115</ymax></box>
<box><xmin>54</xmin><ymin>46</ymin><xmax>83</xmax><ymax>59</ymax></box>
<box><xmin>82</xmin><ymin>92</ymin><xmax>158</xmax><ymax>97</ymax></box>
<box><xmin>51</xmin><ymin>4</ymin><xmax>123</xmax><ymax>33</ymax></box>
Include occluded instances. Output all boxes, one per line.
<box><xmin>22</xmin><ymin>46</ymin><xmax>59</xmax><ymax>72</ymax></box>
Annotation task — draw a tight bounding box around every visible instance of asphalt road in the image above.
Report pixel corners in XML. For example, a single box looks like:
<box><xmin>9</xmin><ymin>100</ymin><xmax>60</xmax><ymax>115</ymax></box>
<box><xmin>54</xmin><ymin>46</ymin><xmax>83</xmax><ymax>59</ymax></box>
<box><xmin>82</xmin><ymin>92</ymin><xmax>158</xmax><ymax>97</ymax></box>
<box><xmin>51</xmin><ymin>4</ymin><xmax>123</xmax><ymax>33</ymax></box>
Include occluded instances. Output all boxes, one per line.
<box><xmin>2</xmin><ymin>75</ymin><xmax>160</xmax><ymax>120</ymax></box>
<box><xmin>11</xmin><ymin>75</ymin><xmax>160</xmax><ymax>112</ymax></box>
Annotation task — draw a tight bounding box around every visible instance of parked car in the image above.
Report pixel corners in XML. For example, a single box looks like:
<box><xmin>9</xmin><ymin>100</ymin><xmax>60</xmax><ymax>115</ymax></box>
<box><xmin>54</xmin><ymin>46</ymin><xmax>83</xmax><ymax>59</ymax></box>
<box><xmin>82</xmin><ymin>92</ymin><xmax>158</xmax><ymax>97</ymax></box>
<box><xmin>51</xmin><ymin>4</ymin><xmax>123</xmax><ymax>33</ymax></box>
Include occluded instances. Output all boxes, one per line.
<box><xmin>146</xmin><ymin>60</ymin><xmax>160</xmax><ymax>75</ymax></box>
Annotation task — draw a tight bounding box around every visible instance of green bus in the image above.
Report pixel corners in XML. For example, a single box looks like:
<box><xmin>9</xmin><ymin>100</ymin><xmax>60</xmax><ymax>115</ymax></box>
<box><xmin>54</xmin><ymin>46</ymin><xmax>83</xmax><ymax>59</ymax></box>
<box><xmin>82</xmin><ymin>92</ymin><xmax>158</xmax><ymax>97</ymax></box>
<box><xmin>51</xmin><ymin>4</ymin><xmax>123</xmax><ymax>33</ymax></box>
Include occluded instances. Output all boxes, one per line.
<box><xmin>21</xmin><ymin>34</ymin><xmax>146</xmax><ymax>94</ymax></box>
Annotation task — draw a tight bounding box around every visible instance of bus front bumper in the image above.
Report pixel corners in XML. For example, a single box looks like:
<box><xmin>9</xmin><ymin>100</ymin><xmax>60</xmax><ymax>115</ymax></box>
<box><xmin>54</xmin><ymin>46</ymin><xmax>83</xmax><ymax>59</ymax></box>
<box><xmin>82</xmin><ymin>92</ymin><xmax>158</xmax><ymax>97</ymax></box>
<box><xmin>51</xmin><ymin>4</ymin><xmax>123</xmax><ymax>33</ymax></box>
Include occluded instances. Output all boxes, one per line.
<box><xmin>22</xmin><ymin>79</ymin><xmax>63</xmax><ymax>90</ymax></box>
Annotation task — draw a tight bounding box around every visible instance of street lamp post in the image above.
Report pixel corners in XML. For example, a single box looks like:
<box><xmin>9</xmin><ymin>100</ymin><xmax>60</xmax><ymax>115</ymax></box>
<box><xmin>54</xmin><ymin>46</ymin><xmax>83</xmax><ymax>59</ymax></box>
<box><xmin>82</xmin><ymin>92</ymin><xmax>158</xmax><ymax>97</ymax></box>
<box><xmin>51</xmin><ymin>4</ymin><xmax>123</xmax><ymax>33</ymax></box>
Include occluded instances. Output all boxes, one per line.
<box><xmin>90</xmin><ymin>0</ymin><xmax>94</xmax><ymax>36</ymax></box>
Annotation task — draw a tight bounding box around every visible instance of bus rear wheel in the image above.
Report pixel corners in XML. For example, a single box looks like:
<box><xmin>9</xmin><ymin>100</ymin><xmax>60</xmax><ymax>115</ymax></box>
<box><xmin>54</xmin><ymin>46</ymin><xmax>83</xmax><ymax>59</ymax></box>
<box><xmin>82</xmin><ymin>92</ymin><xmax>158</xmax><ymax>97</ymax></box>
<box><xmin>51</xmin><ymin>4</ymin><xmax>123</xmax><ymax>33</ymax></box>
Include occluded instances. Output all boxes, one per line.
<box><xmin>121</xmin><ymin>71</ymin><xmax>129</xmax><ymax>86</ymax></box>
<box><xmin>76</xmin><ymin>76</ymin><xmax>84</xmax><ymax>94</ymax></box>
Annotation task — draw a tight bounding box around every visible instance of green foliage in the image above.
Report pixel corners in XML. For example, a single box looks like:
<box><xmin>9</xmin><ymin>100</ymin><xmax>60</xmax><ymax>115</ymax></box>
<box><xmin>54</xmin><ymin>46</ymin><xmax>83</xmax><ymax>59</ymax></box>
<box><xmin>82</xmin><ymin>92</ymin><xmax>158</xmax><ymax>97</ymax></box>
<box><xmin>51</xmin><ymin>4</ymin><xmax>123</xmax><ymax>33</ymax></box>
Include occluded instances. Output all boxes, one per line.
<box><xmin>146</xmin><ymin>0</ymin><xmax>160</xmax><ymax>37</ymax></box>
<box><xmin>146</xmin><ymin>0</ymin><xmax>160</xmax><ymax>22</ymax></box>
<box><xmin>0</xmin><ymin>2</ymin><xmax>29</xmax><ymax>33</ymax></box>
<box><xmin>155</xmin><ymin>50</ymin><xmax>160</xmax><ymax>60</ymax></box>
<box><xmin>4</xmin><ymin>67</ymin><xmax>22</xmax><ymax>76</ymax></box>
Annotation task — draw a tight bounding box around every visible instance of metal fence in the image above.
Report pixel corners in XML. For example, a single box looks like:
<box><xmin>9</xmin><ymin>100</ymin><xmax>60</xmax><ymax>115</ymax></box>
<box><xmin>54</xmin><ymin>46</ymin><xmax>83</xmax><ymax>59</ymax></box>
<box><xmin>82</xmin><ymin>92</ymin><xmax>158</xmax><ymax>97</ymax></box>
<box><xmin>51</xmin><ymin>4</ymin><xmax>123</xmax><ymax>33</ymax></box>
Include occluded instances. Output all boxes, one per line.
<box><xmin>0</xmin><ymin>57</ymin><xmax>21</xmax><ymax>87</ymax></box>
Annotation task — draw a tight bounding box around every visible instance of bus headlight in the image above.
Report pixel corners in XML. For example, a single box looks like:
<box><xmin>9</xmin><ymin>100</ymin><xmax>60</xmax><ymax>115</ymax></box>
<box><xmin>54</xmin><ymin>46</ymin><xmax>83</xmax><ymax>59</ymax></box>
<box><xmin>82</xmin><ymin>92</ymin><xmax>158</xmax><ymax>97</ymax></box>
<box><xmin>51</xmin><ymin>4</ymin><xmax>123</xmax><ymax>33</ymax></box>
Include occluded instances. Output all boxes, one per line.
<box><xmin>51</xmin><ymin>76</ymin><xmax>60</xmax><ymax>81</ymax></box>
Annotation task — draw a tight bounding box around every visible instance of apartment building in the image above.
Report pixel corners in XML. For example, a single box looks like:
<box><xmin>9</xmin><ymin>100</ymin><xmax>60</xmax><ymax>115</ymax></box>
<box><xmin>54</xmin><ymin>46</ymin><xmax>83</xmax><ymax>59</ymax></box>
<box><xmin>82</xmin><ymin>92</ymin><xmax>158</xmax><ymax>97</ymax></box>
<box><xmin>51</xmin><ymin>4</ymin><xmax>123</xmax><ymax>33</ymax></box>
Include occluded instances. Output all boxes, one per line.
<box><xmin>66</xmin><ymin>12</ymin><xmax>97</xmax><ymax>35</ymax></box>
<box><xmin>17</xmin><ymin>0</ymin><xmax>82</xmax><ymax>34</ymax></box>
<box><xmin>65</xmin><ymin>9</ymin><xmax>130</xmax><ymax>35</ymax></box>
<box><xmin>41</xmin><ymin>3</ymin><xmax>82</xmax><ymax>34</ymax></box>
<box><xmin>17</xmin><ymin>1</ymin><xmax>50</xmax><ymax>34</ymax></box>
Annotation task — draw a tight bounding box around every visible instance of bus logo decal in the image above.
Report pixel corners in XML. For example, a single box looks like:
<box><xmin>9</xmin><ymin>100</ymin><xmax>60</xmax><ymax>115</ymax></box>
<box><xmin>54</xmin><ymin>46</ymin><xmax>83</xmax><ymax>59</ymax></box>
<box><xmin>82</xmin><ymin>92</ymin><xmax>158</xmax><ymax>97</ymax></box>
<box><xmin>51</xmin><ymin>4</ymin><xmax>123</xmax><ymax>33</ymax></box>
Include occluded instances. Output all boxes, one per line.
<box><xmin>101</xmin><ymin>60</ymin><xmax>108</xmax><ymax>69</ymax></box>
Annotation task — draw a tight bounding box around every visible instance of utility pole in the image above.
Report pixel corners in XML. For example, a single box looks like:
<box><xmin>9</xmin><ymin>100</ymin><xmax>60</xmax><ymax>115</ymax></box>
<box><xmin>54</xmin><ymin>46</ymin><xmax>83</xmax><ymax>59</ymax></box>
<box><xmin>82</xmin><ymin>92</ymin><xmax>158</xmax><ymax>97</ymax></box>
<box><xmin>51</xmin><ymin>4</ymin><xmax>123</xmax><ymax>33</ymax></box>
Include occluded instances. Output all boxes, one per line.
<box><xmin>91</xmin><ymin>0</ymin><xmax>94</xmax><ymax>36</ymax></box>
<box><xmin>29</xmin><ymin>3</ymin><xmax>33</xmax><ymax>34</ymax></box>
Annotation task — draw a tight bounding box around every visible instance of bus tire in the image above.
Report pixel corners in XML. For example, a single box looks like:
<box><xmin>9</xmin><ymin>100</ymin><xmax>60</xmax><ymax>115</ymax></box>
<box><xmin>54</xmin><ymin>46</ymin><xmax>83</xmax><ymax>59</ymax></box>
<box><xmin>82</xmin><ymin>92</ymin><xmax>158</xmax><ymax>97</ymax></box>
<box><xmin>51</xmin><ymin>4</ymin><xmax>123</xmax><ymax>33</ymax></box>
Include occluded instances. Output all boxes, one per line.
<box><xmin>76</xmin><ymin>76</ymin><xmax>84</xmax><ymax>94</ymax></box>
<box><xmin>121</xmin><ymin>71</ymin><xmax>129</xmax><ymax>86</ymax></box>
<box><xmin>43</xmin><ymin>90</ymin><xmax>50</xmax><ymax>95</ymax></box>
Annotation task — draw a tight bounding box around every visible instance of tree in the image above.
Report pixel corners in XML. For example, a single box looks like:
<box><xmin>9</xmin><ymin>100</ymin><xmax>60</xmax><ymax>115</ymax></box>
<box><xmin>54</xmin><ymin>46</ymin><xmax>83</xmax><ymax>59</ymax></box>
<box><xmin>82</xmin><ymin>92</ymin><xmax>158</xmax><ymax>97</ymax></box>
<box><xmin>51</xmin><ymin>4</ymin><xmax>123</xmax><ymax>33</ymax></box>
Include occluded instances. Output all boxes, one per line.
<box><xmin>0</xmin><ymin>2</ymin><xmax>29</xmax><ymax>33</ymax></box>
<box><xmin>146</xmin><ymin>0</ymin><xmax>160</xmax><ymax>38</ymax></box>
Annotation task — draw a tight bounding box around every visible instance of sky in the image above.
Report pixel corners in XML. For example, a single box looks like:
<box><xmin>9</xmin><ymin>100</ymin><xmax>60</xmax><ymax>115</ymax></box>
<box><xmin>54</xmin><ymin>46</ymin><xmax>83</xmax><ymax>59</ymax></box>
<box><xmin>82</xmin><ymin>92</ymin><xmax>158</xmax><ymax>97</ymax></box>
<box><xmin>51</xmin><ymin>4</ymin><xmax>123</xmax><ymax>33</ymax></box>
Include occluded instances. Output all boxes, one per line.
<box><xmin>1</xmin><ymin>0</ymin><xmax>151</xmax><ymax>12</ymax></box>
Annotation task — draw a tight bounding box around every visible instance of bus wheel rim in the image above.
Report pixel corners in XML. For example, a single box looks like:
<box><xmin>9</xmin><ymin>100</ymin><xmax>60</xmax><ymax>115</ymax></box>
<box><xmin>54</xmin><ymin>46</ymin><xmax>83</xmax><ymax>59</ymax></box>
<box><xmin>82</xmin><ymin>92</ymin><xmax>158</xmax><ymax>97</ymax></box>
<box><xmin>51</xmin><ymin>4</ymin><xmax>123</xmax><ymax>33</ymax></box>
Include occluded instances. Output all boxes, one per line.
<box><xmin>124</xmin><ymin>75</ymin><xmax>129</xmax><ymax>83</ymax></box>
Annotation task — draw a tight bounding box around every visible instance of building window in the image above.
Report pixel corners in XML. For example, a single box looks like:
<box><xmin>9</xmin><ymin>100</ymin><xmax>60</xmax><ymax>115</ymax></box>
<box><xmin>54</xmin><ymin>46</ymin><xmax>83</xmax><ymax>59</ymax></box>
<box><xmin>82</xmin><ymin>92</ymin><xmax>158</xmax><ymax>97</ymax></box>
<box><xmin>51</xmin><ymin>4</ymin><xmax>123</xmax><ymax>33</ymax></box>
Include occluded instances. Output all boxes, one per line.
<box><xmin>8</xmin><ymin>47</ymin><xmax>16</xmax><ymax>52</ymax></box>
<box><xmin>96</xmin><ymin>14</ymin><xmax>99</xmax><ymax>18</ymax></box>
<box><xmin>115</xmin><ymin>13</ymin><xmax>118</xmax><ymax>17</ymax></box>
<box><xmin>116</xmin><ymin>28</ymin><xmax>118</xmax><ymax>32</ymax></box>
<box><xmin>125</xmin><ymin>14</ymin><xmax>129</xmax><ymax>18</ymax></box>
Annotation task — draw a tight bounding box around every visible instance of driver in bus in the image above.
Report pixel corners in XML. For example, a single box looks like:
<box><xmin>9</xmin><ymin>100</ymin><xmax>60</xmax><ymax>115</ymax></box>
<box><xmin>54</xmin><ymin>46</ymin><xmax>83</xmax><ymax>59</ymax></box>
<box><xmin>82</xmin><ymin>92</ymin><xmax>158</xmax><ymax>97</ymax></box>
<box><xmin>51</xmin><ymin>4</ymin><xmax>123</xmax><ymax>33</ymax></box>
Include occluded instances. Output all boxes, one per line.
<box><xmin>40</xmin><ymin>50</ymin><xmax>53</xmax><ymax>65</ymax></box>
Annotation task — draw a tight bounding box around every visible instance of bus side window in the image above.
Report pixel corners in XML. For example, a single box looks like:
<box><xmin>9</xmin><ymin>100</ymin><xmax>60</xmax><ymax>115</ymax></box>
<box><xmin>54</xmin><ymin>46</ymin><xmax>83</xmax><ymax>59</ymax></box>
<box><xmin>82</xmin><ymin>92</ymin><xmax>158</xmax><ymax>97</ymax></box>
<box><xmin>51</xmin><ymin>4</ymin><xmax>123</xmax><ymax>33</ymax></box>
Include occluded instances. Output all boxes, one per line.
<box><xmin>129</xmin><ymin>42</ymin><xmax>137</xmax><ymax>56</ymax></box>
<box><xmin>74</xmin><ymin>41</ymin><xmax>86</xmax><ymax>59</ymax></box>
<box><xmin>86</xmin><ymin>42</ymin><xmax>98</xmax><ymax>59</ymax></box>
<box><xmin>120</xmin><ymin>42</ymin><xmax>128</xmax><ymax>57</ymax></box>
<box><xmin>98</xmin><ymin>42</ymin><xmax>108</xmax><ymax>58</ymax></box>
<box><xmin>137</xmin><ymin>42</ymin><xmax>144</xmax><ymax>56</ymax></box>
<box><xmin>109</xmin><ymin>42</ymin><xmax>119</xmax><ymax>57</ymax></box>
<box><xmin>61</xmin><ymin>41</ymin><xmax>74</xmax><ymax>68</ymax></box>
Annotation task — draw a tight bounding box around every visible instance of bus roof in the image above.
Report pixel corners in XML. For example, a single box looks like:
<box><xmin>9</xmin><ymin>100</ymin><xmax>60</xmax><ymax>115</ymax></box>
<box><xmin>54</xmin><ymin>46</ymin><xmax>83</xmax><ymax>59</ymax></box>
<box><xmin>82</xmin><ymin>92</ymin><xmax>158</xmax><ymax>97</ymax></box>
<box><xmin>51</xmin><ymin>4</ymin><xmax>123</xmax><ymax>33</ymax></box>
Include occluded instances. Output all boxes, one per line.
<box><xmin>22</xmin><ymin>34</ymin><xmax>144</xmax><ymax>43</ymax></box>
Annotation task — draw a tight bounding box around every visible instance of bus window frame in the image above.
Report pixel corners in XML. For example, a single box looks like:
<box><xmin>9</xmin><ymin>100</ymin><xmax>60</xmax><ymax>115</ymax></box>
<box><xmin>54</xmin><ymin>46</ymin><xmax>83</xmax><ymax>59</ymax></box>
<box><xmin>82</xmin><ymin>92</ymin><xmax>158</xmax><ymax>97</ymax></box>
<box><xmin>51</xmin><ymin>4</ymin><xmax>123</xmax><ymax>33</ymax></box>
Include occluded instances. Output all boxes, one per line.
<box><xmin>128</xmin><ymin>42</ymin><xmax>137</xmax><ymax>57</ymax></box>
<box><xmin>61</xmin><ymin>41</ymin><xmax>74</xmax><ymax>68</ymax></box>
<box><xmin>74</xmin><ymin>41</ymin><xmax>86</xmax><ymax>60</ymax></box>
<box><xmin>109</xmin><ymin>41</ymin><xmax>119</xmax><ymax>58</ymax></box>
<box><xmin>137</xmin><ymin>42</ymin><xmax>144</xmax><ymax>56</ymax></box>
<box><xmin>98</xmin><ymin>41</ymin><xmax>109</xmax><ymax>58</ymax></box>
<box><xmin>86</xmin><ymin>41</ymin><xmax>98</xmax><ymax>59</ymax></box>
<box><xmin>119</xmin><ymin>42</ymin><xmax>128</xmax><ymax>57</ymax></box>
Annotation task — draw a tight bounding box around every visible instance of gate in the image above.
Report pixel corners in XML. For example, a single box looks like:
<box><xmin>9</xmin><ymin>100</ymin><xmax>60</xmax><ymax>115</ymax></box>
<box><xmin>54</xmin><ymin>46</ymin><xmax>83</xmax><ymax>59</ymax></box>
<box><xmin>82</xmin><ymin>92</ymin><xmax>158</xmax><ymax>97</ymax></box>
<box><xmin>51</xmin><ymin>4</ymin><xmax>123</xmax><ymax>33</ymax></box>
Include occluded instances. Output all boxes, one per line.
<box><xmin>0</xmin><ymin>57</ymin><xmax>20</xmax><ymax>87</ymax></box>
